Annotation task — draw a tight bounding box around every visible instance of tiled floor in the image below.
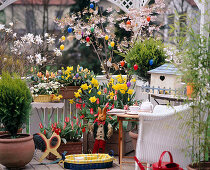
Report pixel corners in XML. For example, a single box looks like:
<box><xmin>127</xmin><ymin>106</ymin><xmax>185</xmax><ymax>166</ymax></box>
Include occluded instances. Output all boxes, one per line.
<box><xmin>0</xmin><ymin>150</ymin><xmax>135</xmax><ymax>170</ymax></box>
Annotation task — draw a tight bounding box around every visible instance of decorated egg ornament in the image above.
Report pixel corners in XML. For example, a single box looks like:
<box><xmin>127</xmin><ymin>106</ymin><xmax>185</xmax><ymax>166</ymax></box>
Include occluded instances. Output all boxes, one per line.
<box><xmin>120</xmin><ymin>61</ymin><xmax>125</xmax><ymax>67</ymax></box>
<box><xmin>149</xmin><ymin>59</ymin><xmax>154</xmax><ymax>66</ymax></box>
<box><xmin>134</xmin><ymin>64</ymin><xmax>138</xmax><ymax>70</ymax></box>
<box><xmin>60</xmin><ymin>44</ymin><xmax>64</xmax><ymax>51</ymax></box>
<box><xmin>90</xmin><ymin>3</ymin><xmax>94</xmax><ymax>9</ymax></box>
<box><xmin>147</xmin><ymin>16</ymin><xmax>151</xmax><ymax>22</ymax></box>
<box><xmin>86</xmin><ymin>36</ymin><xmax>90</xmax><ymax>42</ymax></box>
<box><xmin>68</xmin><ymin>27</ymin><xmax>72</xmax><ymax>33</ymax></box>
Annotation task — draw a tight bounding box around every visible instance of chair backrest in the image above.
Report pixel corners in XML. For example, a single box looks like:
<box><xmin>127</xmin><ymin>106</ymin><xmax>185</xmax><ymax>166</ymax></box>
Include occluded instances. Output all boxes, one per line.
<box><xmin>136</xmin><ymin>104</ymin><xmax>192</xmax><ymax>169</ymax></box>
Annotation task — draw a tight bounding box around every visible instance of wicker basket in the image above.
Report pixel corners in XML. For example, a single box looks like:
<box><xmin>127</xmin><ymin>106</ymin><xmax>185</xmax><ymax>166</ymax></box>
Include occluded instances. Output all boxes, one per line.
<box><xmin>33</xmin><ymin>95</ymin><xmax>52</xmax><ymax>103</ymax></box>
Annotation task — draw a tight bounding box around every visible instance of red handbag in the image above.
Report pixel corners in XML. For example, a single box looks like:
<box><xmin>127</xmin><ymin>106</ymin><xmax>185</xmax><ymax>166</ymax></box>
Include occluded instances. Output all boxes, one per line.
<box><xmin>134</xmin><ymin>151</ymin><xmax>183</xmax><ymax>170</ymax></box>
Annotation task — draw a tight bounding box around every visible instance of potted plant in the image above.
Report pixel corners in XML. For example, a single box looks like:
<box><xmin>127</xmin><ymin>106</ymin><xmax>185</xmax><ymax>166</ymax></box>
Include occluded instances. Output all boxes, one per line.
<box><xmin>39</xmin><ymin>116</ymin><xmax>85</xmax><ymax>160</ymax></box>
<box><xmin>174</xmin><ymin>15</ymin><xmax>209</xmax><ymax>169</ymax></box>
<box><xmin>74</xmin><ymin>76</ymin><xmax>137</xmax><ymax>154</ymax></box>
<box><xmin>30</xmin><ymin>71</ymin><xmax>63</xmax><ymax>102</ymax></box>
<box><xmin>0</xmin><ymin>72</ymin><xmax>34</xmax><ymax>168</ymax></box>
<box><xmin>57</xmin><ymin>65</ymin><xmax>95</xmax><ymax>99</ymax></box>
<box><xmin>125</xmin><ymin>38</ymin><xmax>167</xmax><ymax>82</ymax></box>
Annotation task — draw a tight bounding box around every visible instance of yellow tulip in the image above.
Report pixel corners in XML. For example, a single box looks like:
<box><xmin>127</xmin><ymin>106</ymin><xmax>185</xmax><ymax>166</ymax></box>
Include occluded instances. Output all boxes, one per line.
<box><xmin>110</xmin><ymin>41</ymin><xmax>115</xmax><ymax>47</ymax></box>
<box><xmin>105</xmin><ymin>35</ymin><xmax>109</xmax><ymax>40</ymax></box>
<box><xmin>60</xmin><ymin>44</ymin><xmax>64</xmax><ymax>50</ymax></box>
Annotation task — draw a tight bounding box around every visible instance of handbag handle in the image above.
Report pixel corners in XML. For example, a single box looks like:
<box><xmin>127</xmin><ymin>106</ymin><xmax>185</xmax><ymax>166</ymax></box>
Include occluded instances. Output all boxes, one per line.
<box><xmin>158</xmin><ymin>151</ymin><xmax>173</xmax><ymax>168</ymax></box>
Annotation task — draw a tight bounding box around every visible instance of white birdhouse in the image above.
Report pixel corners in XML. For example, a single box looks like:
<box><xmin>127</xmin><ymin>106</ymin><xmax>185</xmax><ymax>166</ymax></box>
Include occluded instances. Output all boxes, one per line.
<box><xmin>147</xmin><ymin>63</ymin><xmax>182</xmax><ymax>94</ymax></box>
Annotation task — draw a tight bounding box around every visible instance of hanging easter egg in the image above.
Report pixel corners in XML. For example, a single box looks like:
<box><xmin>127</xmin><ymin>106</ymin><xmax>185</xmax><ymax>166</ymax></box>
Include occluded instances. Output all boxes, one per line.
<box><xmin>105</xmin><ymin>35</ymin><xmax>109</xmax><ymax>40</ymax></box>
<box><xmin>68</xmin><ymin>27</ymin><xmax>72</xmax><ymax>33</ymax></box>
<box><xmin>60</xmin><ymin>44</ymin><xmax>64</xmax><ymax>51</ymax></box>
<box><xmin>75</xmin><ymin>73</ymin><xmax>79</xmax><ymax>78</ymax></box>
<box><xmin>86</xmin><ymin>36</ymin><xmax>90</xmax><ymax>42</ymax></box>
<box><xmin>61</xmin><ymin>36</ymin><xmax>65</xmax><ymax>41</ymax></box>
<box><xmin>126</xmin><ymin>20</ymin><xmax>131</xmax><ymax>25</ymax></box>
<box><xmin>134</xmin><ymin>64</ymin><xmax>138</xmax><ymax>70</ymax></box>
<box><xmin>120</xmin><ymin>61</ymin><xmax>125</xmax><ymax>67</ymax></box>
<box><xmin>79</xmin><ymin>67</ymin><xmax>83</xmax><ymax>71</ymax></box>
<box><xmin>127</xmin><ymin>63</ymin><xmax>131</xmax><ymax>68</ymax></box>
<box><xmin>90</xmin><ymin>3</ymin><xmax>94</xmax><ymax>9</ymax></box>
<box><xmin>127</xmin><ymin>81</ymin><xmax>131</xmax><ymax>87</ymax></box>
<box><xmin>108</xmin><ymin>45</ymin><xmax>112</xmax><ymax>50</ymax></box>
<box><xmin>147</xmin><ymin>16</ymin><xmax>151</xmax><ymax>22</ymax></box>
<box><xmin>149</xmin><ymin>59</ymin><xmax>154</xmax><ymax>66</ymax></box>
<box><xmin>90</xmin><ymin>27</ymin><xmax>94</xmax><ymax>33</ymax></box>
<box><xmin>110</xmin><ymin>41</ymin><xmax>115</xmax><ymax>47</ymax></box>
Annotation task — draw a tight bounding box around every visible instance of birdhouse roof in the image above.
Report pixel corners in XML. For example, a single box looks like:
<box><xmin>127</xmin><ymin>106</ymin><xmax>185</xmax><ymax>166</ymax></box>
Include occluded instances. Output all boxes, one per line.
<box><xmin>148</xmin><ymin>63</ymin><xmax>181</xmax><ymax>75</ymax></box>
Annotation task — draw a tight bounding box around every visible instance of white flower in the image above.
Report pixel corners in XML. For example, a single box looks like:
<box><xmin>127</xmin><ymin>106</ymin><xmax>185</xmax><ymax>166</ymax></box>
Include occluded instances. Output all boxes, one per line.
<box><xmin>107</xmin><ymin>7</ymin><xmax>113</xmax><ymax>13</ymax></box>
<box><xmin>27</xmin><ymin>55</ymin><xmax>34</xmax><ymax>63</ymax></box>
<box><xmin>5</xmin><ymin>28</ymin><xmax>12</xmax><ymax>33</ymax></box>
<box><xmin>35</xmin><ymin>35</ymin><xmax>43</xmax><ymax>45</ymax></box>
<box><xmin>44</xmin><ymin>33</ymin><xmax>49</xmax><ymax>37</ymax></box>
<box><xmin>0</xmin><ymin>24</ymin><xmax>5</xmax><ymax>30</ymax></box>
<box><xmin>47</xmin><ymin>37</ymin><xmax>55</xmax><ymax>45</ymax></box>
<box><xmin>9</xmin><ymin>22</ymin><xmax>13</xmax><ymax>27</ymax></box>
<box><xmin>13</xmin><ymin>33</ymin><xmax>17</xmax><ymax>38</ymax></box>
<box><xmin>54</xmin><ymin>48</ymin><xmax>62</xmax><ymax>56</ymax></box>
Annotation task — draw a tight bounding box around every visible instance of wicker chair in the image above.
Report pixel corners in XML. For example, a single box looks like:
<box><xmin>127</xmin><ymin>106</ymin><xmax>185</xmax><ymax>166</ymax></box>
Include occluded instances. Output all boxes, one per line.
<box><xmin>135</xmin><ymin>104</ymin><xmax>192</xmax><ymax>170</ymax></box>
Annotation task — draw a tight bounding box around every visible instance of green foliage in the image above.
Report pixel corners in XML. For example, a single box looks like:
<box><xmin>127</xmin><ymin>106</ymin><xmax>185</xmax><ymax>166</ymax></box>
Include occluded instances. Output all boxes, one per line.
<box><xmin>125</xmin><ymin>38</ymin><xmax>166</xmax><ymax>81</ymax></box>
<box><xmin>40</xmin><ymin>118</ymin><xmax>84</xmax><ymax>142</ymax></box>
<box><xmin>0</xmin><ymin>72</ymin><xmax>32</xmax><ymax>138</ymax></box>
<box><xmin>171</xmin><ymin>11</ymin><xmax>209</xmax><ymax>166</ymax></box>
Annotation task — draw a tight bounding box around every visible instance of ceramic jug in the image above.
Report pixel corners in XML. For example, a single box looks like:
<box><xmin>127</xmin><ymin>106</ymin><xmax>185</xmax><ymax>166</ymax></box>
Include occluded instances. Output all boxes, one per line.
<box><xmin>139</xmin><ymin>99</ymin><xmax>153</xmax><ymax>113</ymax></box>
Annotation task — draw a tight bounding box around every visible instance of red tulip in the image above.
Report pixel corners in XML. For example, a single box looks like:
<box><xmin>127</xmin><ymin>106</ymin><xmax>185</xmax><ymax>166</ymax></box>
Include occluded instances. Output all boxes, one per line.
<box><xmin>82</xmin><ymin>127</ymin><xmax>86</xmax><ymax>133</ymax></box>
<box><xmin>80</xmin><ymin>115</ymin><xmax>85</xmax><ymax>119</ymax></box>
<box><xmin>58</xmin><ymin>128</ymin><xmax>61</xmax><ymax>133</ymax></box>
<box><xmin>76</xmin><ymin>103</ymin><xmax>82</xmax><ymax>110</ymax></box>
<box><xmin>63</xmin><ymin>122</ymin><xmax>67</xmax><ymax>129</ymax></box>
<box><xmin>73</xmin><ymin>116</ymin><xmax>76</xmax><ymax>119</ymax></box>
<box><xmin>111</xmin><ymin>104</ymin><xmax>114</xmax><ymax>109</ymax></box>
<box><xmin>55</xmin><ymin>128</ymin><xmax>59</xmax><ymax>135</ymax></box>
<box><xmin>96</xmin><ymin>98</ymin><xmax>100</xmax><ymax>104</ymax></box>
<box><xmin>54</xmin><ymin>122</ymin><xmax>57</xmax><ymax>128</ymax></box>
<box><xmin>44</xmin><ymin>130</ymin><xmax>46</xmax><ymax>135</ymax></box>
<box><xmin>105</xmin><ymin>102</ymin><xmax>109</xmax><ymax>108</ymax></box>
<box><xmin>83</xmin><ymin>103</ymin><xmax>85</xmax><ymax>108</ymax></box>
<box><xmin>65</xmin><ymin>117</ymin><xmax>70</xmax><ymax>123</ymax></box>
<box><xmin>76</xmin><ymin>118</ymin><xmax>79</xmax><ymax>125</ymax></box>
<box><xmin>147</xmin><ymin>16</ymin><xmax>151</xmax><ymax>22</ymax></box>
<box><xmin>71</xmin><ymin>121</ymin><xmax>74</xmax><ymax>130</ymax></box>
<box><xmin>39</xmin><ymin>122</ymin><xmax>43</xmax><ymax>129</ymax></box>
<box><xmin>79</xmin><ymin>122</ymin><xmax>81</xmax><ymax>127</ymax></box>
<box><xmin>90</xmin><ymin>108</ymin><xmax>94</xmax><ymax>114</ymax></box>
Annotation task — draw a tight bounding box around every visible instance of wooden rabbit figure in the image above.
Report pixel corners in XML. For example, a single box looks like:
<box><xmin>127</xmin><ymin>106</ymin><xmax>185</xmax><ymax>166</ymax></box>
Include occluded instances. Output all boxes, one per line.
<box><xmin>89</xmin><ymin>107</ymin><xmax>113</xmax><ymax>153</ymax></box>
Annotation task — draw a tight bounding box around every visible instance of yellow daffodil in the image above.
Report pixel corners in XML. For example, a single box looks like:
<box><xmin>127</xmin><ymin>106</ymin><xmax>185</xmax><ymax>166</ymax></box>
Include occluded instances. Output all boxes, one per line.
<box><xmin>131</xmin><ymin>78</ymin><xmax>136</xmax><ymax>82</ymax></box>
<box><xmin>97</xmin><ymin>91</ymin><xmax>101</xmax><ymax>95</ymax></box>
<box><xmin>74</xmin><ymin>92</ymin><xmax>81</xmax><ymax>98</ymax></box>
<box><xmin>81</xmin><ymin>83</ymin><xmax>89</xmax><ymax>90</ymax></box>
<box><xmin>69</xmin><ymin>99</ymin><xmax>75</xmax><ymax>104</ymax></box>
<box><xmin>89</xmin><ymin>96</ymin><xmax>97</xmax><ymax>103</ymax></box>
<box><xmin>110</xmin><ymin>91</ymin><xmax>114</xmax><ymax>96</ymax></box>
<box><xmin>127</xmin><ymin>89</ymin><xmax>134</xmax><ymax>95</ymax></box>
<box><xmin>91</xmin><ymin>78</ymin><xmax>99</xmax><ymax>87</ymax></box>
<box><xmin>120</xmin><ymin>90</ymin><xmax>125</xmax><ymax>94</ymax></box>
<box><xmin>78</xmin><ymin>89</ymin><xmax>82</xmax><ymax>93</ymax></box>
<box><xmin>89</xmin><ymin>85</ymin><xmax>92</xmax><ymax>88</ymax></box>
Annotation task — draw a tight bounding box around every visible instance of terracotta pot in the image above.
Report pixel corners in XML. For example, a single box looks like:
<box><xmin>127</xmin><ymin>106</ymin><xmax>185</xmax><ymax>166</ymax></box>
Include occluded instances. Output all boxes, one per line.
<box><xmin>59</xmin><ymin>86</ymin><xmax>80</xmax><ymax>99</ymax></box>
<box><xmin>186</xmin><ymin>83</ymin><xmax>194</xmax><ymax>98</ymax></box>
<box><xmin>129</xmin><ymin>131</ymin><xmax>138</xmax><ymax>151</ymax></box>
<box><xmin>0</xmin><ymin>134</ymin><xmax>35</xmax><ymax>168</ymax></box>
<box><xmin>47</xmin><ymin>141</ymin><xmax>83</xmax><ymax>160</ymax></box>
<box><xmin>187</xmin><ymin>162</ymin><xmax>210</xmax><ymax>170</ymax></box>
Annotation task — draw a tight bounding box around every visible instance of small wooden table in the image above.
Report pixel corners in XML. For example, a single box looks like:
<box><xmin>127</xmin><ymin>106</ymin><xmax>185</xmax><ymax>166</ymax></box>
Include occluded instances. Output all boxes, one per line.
<box><xmin>107</xmin><ymin>111</ymin><xmax>139</xmax><ymax>169</ymax></box>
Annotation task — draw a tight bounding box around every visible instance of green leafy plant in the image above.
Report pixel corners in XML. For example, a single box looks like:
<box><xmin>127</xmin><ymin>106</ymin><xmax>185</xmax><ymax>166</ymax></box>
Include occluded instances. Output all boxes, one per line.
<box><xmin>171</xmin><ymin>12</ymin><xmax>209</xmax><ymax>168</ymax></box>
<box><xmin>125</xmin><ymin>38</ymin><xmax>167</xmax><ymax>81</ymax></box>
<box><xmin>39</xmin><ymin>116</ymin><xmax>85</xmax><ymax>143</ymax></box>
<box><xmin>0</xmin><ymin>72</ymin><xmax>32</xmax><ymax>138</ymax></box>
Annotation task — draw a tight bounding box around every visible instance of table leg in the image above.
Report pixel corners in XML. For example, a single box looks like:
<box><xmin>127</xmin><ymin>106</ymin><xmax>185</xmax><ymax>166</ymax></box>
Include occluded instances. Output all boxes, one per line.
<box><xmin>118</xmin><ymin>117</ymin><xmax>123</xmax><ymax>168</ymax></box>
